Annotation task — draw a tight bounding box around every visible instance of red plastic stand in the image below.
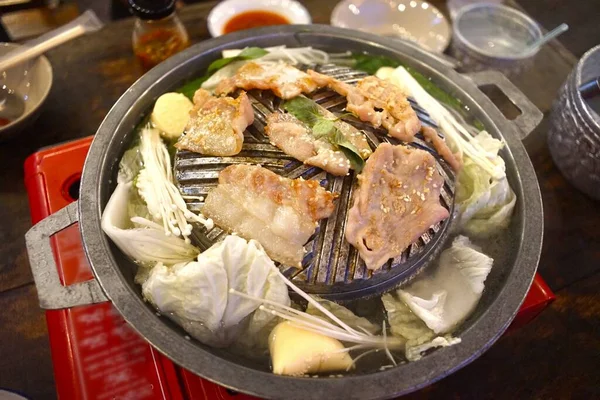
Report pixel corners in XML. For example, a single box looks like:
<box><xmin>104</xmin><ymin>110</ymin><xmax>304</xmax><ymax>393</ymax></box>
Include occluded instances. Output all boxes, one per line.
<box><xmin>23</xmin><ymin>136</ymin><xmax>554</xmax><ymax>400</ymax></box>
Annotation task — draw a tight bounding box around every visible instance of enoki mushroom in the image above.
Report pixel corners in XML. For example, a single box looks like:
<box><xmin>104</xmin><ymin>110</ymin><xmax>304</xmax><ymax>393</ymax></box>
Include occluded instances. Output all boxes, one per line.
<box><xmin>136</xmin><ymin>126</ymin><xmax>213</xmax><ymax>242</ymax></box>
<box><xmin>230</xmin><ymin>265</ymin><xmax>405</xmax><ymax>368</ymax></box>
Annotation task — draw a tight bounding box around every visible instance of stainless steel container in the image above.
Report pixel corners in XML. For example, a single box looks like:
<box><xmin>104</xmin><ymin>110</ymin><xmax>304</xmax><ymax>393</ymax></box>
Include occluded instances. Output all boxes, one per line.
<box><xmin>548</xmin><ymin>45</ymin><xmax>600</xmax><ymax>200</ymax></box>
<box><xmin>449</xmin><ymin>3</ymin><xmax>542</xmax><ymax>75</ymax></box>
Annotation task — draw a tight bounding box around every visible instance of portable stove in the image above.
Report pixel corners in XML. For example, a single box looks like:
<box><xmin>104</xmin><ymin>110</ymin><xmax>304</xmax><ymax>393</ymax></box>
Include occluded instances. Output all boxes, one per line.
<box><xmin>24</xmin><ymin>136</ymin><xmax>554</xmax><ymax>399</ymax></box>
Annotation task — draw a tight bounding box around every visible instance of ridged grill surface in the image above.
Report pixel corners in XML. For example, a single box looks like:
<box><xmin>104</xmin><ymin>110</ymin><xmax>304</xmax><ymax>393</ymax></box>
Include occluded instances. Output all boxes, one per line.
<box><xmin>174</xmin><ymin>64</ymin><xmax>456</xmax><ymax>300</ymax></box>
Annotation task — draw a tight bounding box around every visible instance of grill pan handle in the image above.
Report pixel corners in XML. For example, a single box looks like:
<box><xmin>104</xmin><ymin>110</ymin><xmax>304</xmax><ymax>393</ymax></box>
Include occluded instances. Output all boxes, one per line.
<box><xmin>25</xmin><ymin>201</ymin><xmax>108</xmax><ymax>309</ymax></box>
<box><xmin>463</xmin><ymin>70</ymin><xmax>543</xmax><ymax>140</ymax></box>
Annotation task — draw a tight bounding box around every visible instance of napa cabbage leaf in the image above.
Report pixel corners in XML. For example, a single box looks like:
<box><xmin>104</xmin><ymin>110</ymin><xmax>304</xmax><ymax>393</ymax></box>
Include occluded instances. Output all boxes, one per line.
<box><xmin>456</xmin><ymin>131</ymin><xmax>516</xmax><ymax>236</ymax></box>
<box><xmin>395</xmin><ymin>235</ymin><xmax>493</xmax><ymax>335</ymax></box>
<box><xmin>142</xmin><ymin>235</ymin><xmax>290</xmax><ymax>347</ymax></box>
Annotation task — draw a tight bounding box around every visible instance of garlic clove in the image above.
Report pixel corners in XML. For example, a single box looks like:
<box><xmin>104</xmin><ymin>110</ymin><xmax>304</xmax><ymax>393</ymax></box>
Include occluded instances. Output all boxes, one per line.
<box><xmin>269</xmin><ymin>321</ymin><xmax>353</xmax><ymax>376</ymax></box>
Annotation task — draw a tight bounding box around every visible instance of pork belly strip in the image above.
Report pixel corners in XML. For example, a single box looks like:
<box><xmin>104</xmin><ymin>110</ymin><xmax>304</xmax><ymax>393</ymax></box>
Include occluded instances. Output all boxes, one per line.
<box><xmin>215</xmin><ymin>61</ymin><xmax>318</xmax><ymax>99</ymax></box>
<box><xmin>216</xmin><ymin>61</ymin><xmax>419</xmax><ymax>142</ymax></box>
<box><xmin>213</xmin><ymin>62</ymin><xmax>460</xmax><ymax>170</ymax></box>
<box><xmin>265</xmin><ymin>112</ymin><xmax>351</xmax><ymax>176</ymax></box>
<box><xmin>202</xmin><ymin>164</ymin><xmax>337</xmax><ymax>266</ymax></box>
<box><xmin>421</xmin><ymin>126</ymin><xmax>462</xmax><ymax>171</ymax></box>
<box><xmin>264</xmin><ymin>107</ymin><xmax>371</xmax><ymax>176</ymax></box>
<box><xmin>176</xmin><ymin>89</ymin><xmax>254</xmax><ymax>156</ymax></box>
<box><xmin>345</xmin><ymin>143</ymin><xmax>449</xmax><ymax>270</ymax></box>
<box><xmin>307</xmin><ymin>71</ymin><xmax>421</xmax><ymax>142</ymax></box>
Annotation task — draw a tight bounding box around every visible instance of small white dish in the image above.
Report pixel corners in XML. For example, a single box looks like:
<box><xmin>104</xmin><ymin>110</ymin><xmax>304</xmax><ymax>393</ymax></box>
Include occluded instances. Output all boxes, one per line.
<box><xmin>331</xmin><ymin>0</ymin><xmax>451</xmax><ymax>53</ymax></box>
<box><xmin>0</xmin><ymin>42</ymin><xmax>52</xmax><ymax>140</ymax></box>
<box><xmin>207</xmin><ymin>0</ymin><xmax>312</xmax><ymax>38</ymax></box>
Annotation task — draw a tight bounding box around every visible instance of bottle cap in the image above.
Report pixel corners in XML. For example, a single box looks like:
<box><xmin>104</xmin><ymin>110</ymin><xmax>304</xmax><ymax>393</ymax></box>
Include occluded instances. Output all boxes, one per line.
<box><xmin>128</xmin><ymin>0</ymin><xmax>176</xmax><ymax>20</ymax></box>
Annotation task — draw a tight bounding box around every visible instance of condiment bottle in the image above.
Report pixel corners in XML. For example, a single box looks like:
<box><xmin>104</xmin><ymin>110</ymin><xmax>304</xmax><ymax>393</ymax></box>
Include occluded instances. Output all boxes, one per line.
<box><xmin>129</xmin><ymin>0</ymin><xmax>190</xmax><ymax>70</ymax></box>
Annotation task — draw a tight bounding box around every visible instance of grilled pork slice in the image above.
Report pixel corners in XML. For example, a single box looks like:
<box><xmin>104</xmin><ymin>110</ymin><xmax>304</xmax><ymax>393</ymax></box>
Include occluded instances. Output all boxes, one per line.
<box><xmin>202</xmin><ymin>165</ymin><xmax>337</xmax><ymax>267</ymax></box>
<box><xmin>264</xmin><ymin>111</ymin><xmax>371</xmax><ymax>176</ymax></box>
<box><xmin>265</xmin><ymin>112</ymin><xmax>350</xmax><ymax>176</ymax></box>
<box><xmin>308</xmin><ymin>71</ymin><xmax>421</xmax><ymax>142</ymax></box>
<box><xmin>175</xmin><ymin>89</ymin><xmax>254</xmax><ymax>156</ymax></box>
<box><xmin>421</xmin><ymin>126</ymin><xmax>462</xmax><ymax>171</ymax></box>
<box><xmin>216</xmin><ymin>62</ymin><xmax>318</xmax><ymax>99</ymax></box>
<box><xmin>345</xmin><ymin>143</ymin><xmax>449</xmax><ymax>270</ymax></box>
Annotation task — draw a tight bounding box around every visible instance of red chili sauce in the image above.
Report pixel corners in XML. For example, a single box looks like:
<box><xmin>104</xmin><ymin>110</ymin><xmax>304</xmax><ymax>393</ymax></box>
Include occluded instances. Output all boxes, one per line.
<box><xmin>223</xmin><ymin>10</ymin><xmax>290</xmax><ymax>34</ymax></box>
<box><xmin>0</xmin><ymin>117</ymin><xmax>11</xmax><ymax>127</ymax></box>
<box><xmin>134</xmin><ymin>29</ymin><xmax>189</xmax><ymax>70</ymax></box>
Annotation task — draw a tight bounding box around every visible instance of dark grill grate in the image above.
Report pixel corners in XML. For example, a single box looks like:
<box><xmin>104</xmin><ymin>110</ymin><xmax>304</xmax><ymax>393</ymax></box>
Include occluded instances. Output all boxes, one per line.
<box><xmin>174</xmin><ymin>64</ymin><xmax>456</xmax><ymax>300</ymax></box>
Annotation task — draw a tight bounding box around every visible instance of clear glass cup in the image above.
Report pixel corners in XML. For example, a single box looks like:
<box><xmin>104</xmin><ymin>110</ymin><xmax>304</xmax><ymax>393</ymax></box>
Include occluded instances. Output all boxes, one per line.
<box><xmin>446</xmin><ymin>0</ymin><xmax>503</xmax><ymax>20</ymax></box>
<box><xmin>449</xmin><ymin>3</ymin><xmax>542</xmax><ymax>76</ymax></box>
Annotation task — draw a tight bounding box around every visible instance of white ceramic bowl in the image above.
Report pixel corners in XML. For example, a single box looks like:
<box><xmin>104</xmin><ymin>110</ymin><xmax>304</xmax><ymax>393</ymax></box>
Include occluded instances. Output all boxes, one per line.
<box><xmin>207</xmin><ymin>0</ymin><xmax>312</xmax><ymax>38</ymax></box>
<box><xmin>0</xmin><ymin>43</ymin><xmax>52</xmax><ymax>140</ymax></box>
<box><xmin>331</xmin><ymin>0</ymin><xmax>451</xmax><ymax>53</ymax></box>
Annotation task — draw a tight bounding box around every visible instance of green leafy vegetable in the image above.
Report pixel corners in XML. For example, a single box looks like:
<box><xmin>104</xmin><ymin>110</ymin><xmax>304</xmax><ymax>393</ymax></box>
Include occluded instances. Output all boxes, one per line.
<box><xmin>127</xmin><ymin>175</ymin><xmax>151</xmax><ymax>222</ymax></box>
<box><xmin>282</xmin><ymin>96</ymin><xmax>320</xmax><ymax>125</ymax></box>
<box><xmin>283</xmin><ymin>96</ymin><xmax>365</xmax><ymax>172</ymax></box>
<box><xmin>178</xmin><ymin>76</ymin><xmax>209</xmax><ymax>100</ymax></box>
<box><xmin>119</xmin><ymin>145</ymin><xmax>150</xmax><ymax>222</ymax></box>
<box><xmin>177</xmin><ymin>47</ymin><xmax>268</xmax><ymax>99</ymax></box>
<box><xmin>396</xmin><ymin>235</ymin><xmax>493</xmax><ymax>334</ymax></box>
<box><xmin>352</xmin><ymin>53</ymin><xmax>400</xmax><ymax>75</ymax></box>
<box><xmin>206</xmin><ymin>47</ymin><xmax>268</xmax><ymax>75</ymax></box>
<box><xmin>101</xmin><ymin>181</ymin><xmax>200</xmax><ymax>266</ymax></box>
<box><xmin>404</xmin><ymin>67</ymin><xmax>486</xmax><ymax>129</ymax></box>
<box><xmin>311</xmin><ymin>118</ymin><xmax>334</xmax><ymax>137</ymax></box>
<box><xmin>331</xmin><ymin>130</ymin><xmax>366</xmax><ymax>173</ymax></box>
<box><xmin>118</xmin><ymin>146</ymin><xmax>143</xmax><ymax>184</ymax></box>
<box><xmin>404</xmin><ymin>66</ymin><xmax>465</xmax><ymax>112</ymax></box>
<box><xmin>382</xmin><ymin>292</ymin><xmax>434</xmax><ymax>345</ymax></box>
<box><xmin>350</xmin><ymin>53</ymin><xmax>457</xmax><ymax>108</ymax></box>
<box><xmin>382</xmin><ymin>290</ymin><xmax>460</xmax><ymax>362</ymax></box>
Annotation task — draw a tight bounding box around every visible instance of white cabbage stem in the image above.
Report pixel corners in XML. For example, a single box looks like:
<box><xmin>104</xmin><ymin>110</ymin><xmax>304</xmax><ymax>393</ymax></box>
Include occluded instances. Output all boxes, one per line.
<box><xmin>137</xmin><ymin>127</ymin><xmax>213</xmax><ymax>242</ymax></box>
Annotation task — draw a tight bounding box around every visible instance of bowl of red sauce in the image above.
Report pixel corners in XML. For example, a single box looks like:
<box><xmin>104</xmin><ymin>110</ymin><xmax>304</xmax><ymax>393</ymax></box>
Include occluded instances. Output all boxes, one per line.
<box><xmin>208</xmin><ymin>0</ymin><xmax>311</xmax><ymax>37</ymax></box>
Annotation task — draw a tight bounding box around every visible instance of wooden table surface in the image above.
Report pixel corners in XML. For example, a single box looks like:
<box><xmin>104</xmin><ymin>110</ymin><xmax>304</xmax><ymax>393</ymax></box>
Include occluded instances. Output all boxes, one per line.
<box><xmin>0</xmin><ymin>1</ymin><xmax>599</xmax><ymax>399</ymax></box>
